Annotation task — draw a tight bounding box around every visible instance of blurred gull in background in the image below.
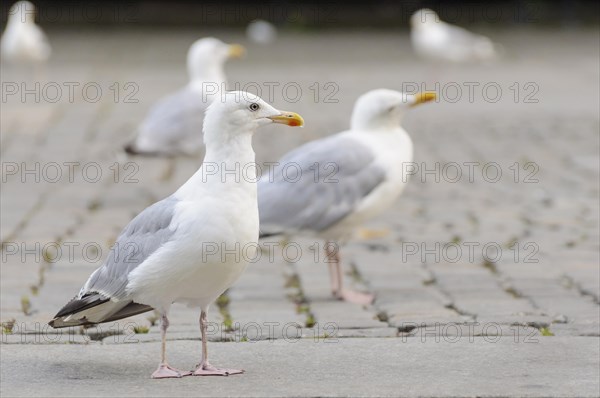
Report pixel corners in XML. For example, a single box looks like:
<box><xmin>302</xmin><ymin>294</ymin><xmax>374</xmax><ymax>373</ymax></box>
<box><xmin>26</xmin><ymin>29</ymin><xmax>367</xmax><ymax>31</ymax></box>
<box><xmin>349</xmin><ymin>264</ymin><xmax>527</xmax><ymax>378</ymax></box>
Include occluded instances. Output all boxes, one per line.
<box><xmin>258</xmin><ymin>89</ymin><xmax>436</xmax><ymax>305</ymax></box>
<box><xmin>49</xmin><ymin>92</ymin><xmax>304</xmax><ymax>378</ymax></box>
<box><xmin>1</xmin><ymin>1</ymin><xmax>51</xmax><ymax>63</ymax></box>
<box><xmin>410</xmin><ymin>8</ymin><xmax>498</xmax><ymax>63</ymax></box>
<box><xmin>125</xmin><ymin>38</ymin><xmax>245</xmax><ymax>156</ymax></box>
<box><xmin>246</xmin><ymin>19</ymin><xmax>278</xmax><ymax>44</ymax></box>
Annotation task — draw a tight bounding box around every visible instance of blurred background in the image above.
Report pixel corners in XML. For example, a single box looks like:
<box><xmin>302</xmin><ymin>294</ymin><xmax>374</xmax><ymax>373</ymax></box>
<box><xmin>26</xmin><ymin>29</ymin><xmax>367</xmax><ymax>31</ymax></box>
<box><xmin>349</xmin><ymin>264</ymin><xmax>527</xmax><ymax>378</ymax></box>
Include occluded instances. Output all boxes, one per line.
<box><xmin>1</xmin><ymin>0</ymin><xmax>599</xmax><ymax>27</ymax></box>
<box><xmin>0</xmin><ymin>0</ymin><xmax>599</xmax><ymax>375</ymax></box>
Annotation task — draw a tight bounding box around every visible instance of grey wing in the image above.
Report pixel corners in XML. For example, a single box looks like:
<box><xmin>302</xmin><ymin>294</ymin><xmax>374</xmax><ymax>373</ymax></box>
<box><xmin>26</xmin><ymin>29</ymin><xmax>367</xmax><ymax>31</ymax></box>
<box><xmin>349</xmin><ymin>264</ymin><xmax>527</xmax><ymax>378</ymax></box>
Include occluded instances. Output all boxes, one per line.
<box><xmin>82</xmin><ymin>195</ymin><xmax>178</xmax><ymax>300</ymax></box>
<box><xmin>49</xmin><ymin>196</ymin><xmax>179</xmax><ymax>327</ymax></box>
<box><xmin>444</xmin><ymin>22</ymin><xmax>477</xmax><ymax>42</ymax></box>
<box><xmin>138</xmin><ymin>87</ymin><xmax>207</xmax><ymax>152</ymax></box>
<box><xmin>445</xmin><ymin>23</ymin><xmax>492</xmax><ymax>48</ymax></box>
<box><xmin>258</xmin><ymin>135</ymin><xmax>386</xmax><ymax>235</ymax></box>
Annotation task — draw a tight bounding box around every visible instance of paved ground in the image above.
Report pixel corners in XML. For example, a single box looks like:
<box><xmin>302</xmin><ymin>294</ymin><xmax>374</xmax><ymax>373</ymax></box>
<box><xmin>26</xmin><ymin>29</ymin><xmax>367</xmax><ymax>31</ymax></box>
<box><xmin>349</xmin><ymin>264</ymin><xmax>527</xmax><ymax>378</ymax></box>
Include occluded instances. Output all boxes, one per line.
<box><xmin>1</xmin><ymin>26</ymin><xmax>599</xmax><ymax>397</ymax></box>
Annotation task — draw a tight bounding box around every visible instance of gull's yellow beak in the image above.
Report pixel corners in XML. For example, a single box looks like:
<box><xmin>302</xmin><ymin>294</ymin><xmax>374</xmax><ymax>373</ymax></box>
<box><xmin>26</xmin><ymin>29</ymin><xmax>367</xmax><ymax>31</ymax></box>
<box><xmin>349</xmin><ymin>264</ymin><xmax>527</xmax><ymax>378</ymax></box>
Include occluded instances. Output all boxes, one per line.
<box><xmin>228</xmin><ymin>44</ymin><xmax>246</xmax><ymax>58</ymax></box>
<box><xmin>411</xmin><ymin>92</ymin><xmax>437</xmax><ymax>107</ymax></box>
<box><xmin>268</xmin><ymin>111</ymin><xmax>305</xmax><ymax>127</ymax></box>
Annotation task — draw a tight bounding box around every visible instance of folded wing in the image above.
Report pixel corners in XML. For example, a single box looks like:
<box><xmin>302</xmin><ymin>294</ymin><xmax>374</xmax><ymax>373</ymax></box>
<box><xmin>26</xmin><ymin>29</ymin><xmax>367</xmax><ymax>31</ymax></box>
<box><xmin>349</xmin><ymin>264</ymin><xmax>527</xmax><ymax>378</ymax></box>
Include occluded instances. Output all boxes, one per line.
<box><xmin>258</xmin><ymin>135</ymin><xmax>386</xmax><ymax>236</ymax></box>
<box><xmin>49</xmin><ymin>196</ymin><xmax>179</xmax><ymax>328</ymax></box>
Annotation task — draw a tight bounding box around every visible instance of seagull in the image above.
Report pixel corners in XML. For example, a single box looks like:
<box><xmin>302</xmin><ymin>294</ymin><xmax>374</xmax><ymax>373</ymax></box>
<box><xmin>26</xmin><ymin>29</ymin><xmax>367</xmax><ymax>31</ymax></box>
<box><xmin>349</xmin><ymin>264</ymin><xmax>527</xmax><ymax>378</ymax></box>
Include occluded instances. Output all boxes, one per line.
<box><xmin>49</xmin><ymin>91</ymin><xmax>304</xmax><ymax>379</ymax></box>
<box><xmin>410</xmin><ymin>8</ymin><xmax>498</xmax><ymax>63</ymax></box>
<box><xmin>124</xmin><ymin>38</ymin><xmax>245</xmax><ymax>156</ymax></box>
<box><xmin>1</xmin><ymin>1</ymin><xmax>51</xmax><ymax>63</ymax></box>
<box><xmin>258</xmin><ymin>89</ymin><xmax>435</xmax><ymax>305</ymax></box>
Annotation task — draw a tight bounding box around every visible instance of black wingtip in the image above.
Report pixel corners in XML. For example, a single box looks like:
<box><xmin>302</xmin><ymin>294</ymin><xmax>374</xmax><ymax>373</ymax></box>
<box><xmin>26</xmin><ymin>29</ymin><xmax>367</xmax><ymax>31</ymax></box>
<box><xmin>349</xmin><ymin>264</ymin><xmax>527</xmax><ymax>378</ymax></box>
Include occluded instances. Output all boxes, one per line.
<box><xmin>53</xmin><ymin>293</ymin><xmax>109</xmax><ymax>319</ymax></box>
<box><xmin>259</xmin><ymin>232</ymin><xmax>281</xmax><ymax>239</ymax></box>
<box><xmin>124</xmin><ymin>143</ymin><xmax>138</xmax><ymax>155</ymax></box>
<box><xmin>124</xmin><ymin>143</ymin><xmax>161</xmax><ymax>157</ymax></box>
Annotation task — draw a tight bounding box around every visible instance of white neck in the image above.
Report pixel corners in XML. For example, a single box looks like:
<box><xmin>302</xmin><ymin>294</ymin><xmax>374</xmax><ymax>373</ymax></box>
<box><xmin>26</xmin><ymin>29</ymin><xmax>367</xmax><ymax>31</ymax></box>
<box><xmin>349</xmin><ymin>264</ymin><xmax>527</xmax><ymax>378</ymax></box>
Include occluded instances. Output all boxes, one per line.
<box><xmin>9</xmin><ymin>16</ymin><xmax>33</xmax><ymax>26</ymax></box>
<box><xmin>175</xmin><ymin>131</ymin><xmax>256</xmax><ymax>200</ymax></box>
<box><xmin>351</xmin><ymin>118</ymin><xmax>404</xmax><ymax>132</ymax></box>
<box><xmin>188</xmin><ymin>78</ymin><xmax>227</xmax><ymax>95</ymax></box>
<box><xmin>188</xmin><ymin>63</ymin><xmax>227</xmax><ymax>88</ymax></box>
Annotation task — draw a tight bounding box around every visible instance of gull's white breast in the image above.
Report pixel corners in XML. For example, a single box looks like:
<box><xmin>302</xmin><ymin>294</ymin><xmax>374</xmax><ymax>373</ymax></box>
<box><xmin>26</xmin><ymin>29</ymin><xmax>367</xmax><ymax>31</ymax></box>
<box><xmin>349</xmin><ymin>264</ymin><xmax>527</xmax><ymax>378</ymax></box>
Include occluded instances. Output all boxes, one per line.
<box><xmin>126</xmin><ymin>193</ymin><xmax>259</xmax><ymax>310</ymax></box>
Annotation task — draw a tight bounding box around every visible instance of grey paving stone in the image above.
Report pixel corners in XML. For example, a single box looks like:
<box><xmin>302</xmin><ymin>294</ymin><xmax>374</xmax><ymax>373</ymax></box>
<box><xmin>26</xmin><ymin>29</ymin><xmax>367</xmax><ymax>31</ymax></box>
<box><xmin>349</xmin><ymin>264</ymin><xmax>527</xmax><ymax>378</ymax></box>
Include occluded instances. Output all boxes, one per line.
<box><xmin>2</xmin><ymin>337</ymin><xmax>599</xmax><ymax>397</ymax></box>
<box><xmin>551</xmin><ymin>323</ymin><xmax>600</xmax><ymax>337</ymax></box>
<box><xmin>335</xmin><ymin>327</ymin><xmax>399</xmax><ymax>338</ymax></box>
<box><xmin>476</xmin><ymin>315</ymin><xmax>554</xmax><ymax>329</ymax></box>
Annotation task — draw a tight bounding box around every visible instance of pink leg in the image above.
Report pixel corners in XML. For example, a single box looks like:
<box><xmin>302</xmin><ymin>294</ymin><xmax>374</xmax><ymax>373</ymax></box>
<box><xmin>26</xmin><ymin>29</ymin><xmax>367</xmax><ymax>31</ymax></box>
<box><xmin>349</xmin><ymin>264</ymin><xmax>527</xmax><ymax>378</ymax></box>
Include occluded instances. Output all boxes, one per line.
<box><xmin>325</xmin><ymin>242</ymin><xmax>341</xmax><ymax>296</ymax></box>
<box><xmin>325</xmin><ymin>242</ymin><xmax>375</xmax><ymax>305</ymax></box>
<box><xmin>151</xmin><ymin>314</ymin><xmax>191</xmax><ymax>379</ymax></box>
<box><xmin>192</xmin><ymin>310</ymin><xmax>244</xmax><ymax>376</ymax></box>
<box><xmin>327</xmin><ymin>255</ymin><xmax>340</xmax><ymax>295</ymax></box>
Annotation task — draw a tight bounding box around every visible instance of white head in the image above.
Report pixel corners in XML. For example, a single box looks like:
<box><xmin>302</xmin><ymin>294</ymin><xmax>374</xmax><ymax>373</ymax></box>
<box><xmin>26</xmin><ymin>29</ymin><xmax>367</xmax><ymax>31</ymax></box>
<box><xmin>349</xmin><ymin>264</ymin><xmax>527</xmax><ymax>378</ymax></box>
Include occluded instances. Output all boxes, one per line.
<box><xmin>203</xmin><ymin>91</ymin><xmax>304</xmax><ymax>145</ymax></box>
<box><xmin>187</xmin><ymin>37</ymin><xmax>245</xmax><ymax>83</ymax></box>
<box><xmin>410</xmin><ymin>8</ymin><xmax>440</xmax><ymax>28</ymax></box>
<box><xmin>9</xmin><ymin>1</ymin><xmax>37</xmax><ymax>24</ymax></box>
<box><xmin>350</xmin><ymin>89</ymin><xmax>436</xmax><ymax>131</ymax></box>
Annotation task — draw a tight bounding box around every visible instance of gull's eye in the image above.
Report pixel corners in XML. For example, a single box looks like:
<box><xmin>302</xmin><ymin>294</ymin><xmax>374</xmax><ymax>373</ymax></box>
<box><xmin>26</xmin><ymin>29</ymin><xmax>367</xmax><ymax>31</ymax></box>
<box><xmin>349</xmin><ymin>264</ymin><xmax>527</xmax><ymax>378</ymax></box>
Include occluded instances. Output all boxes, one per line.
<box><xmin>249</xmin><ymin>103</ymin><xmax>260</xmax><ymax>112</ymax></box>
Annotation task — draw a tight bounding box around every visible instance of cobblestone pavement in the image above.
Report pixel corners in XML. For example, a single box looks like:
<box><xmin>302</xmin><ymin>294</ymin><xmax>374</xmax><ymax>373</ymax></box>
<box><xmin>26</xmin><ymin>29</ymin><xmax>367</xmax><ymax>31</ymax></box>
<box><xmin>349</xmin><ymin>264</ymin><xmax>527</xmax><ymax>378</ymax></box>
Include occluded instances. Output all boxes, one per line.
<box><xmin>1</xmin><ymin>27</ymin><xmax>599</xmax><ymax>397</ymax></box>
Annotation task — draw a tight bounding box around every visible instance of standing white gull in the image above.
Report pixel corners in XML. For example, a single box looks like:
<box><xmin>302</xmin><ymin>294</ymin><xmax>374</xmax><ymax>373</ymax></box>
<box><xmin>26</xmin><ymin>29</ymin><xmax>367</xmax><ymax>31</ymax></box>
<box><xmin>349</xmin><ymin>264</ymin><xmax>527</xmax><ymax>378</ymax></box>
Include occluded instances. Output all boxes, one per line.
<box><xmin>410</xmin><ymin>8</ymin><xmax>498</xmax><ymax>63</ymax></box>
<box><xmin>50</xmin><ymin>91</ymin><xmax>304</xmax><ymax>379</ymax></box>
<box><xmin>125</xmin><ymin>38</ymin><xmax>245</xmax><ymax>156</ymax></box>
<box><xmin>1</xmin><ymin>1</ymin><xmax>51</xmax><ymax>63</ymax></box>
<box><xmin>258</xmin><ymin>89</ymin><xmax>435</xmax><ymax>305</ymax></box>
